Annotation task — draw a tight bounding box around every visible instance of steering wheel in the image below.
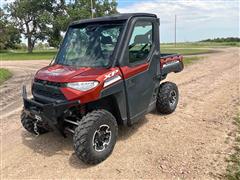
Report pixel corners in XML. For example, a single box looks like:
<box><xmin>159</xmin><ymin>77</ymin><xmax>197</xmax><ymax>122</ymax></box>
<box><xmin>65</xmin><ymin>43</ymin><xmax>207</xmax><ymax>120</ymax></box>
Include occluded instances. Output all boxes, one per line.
<box><xmin>135</xmin><ymin>43</ymin><xmax>149</xmax><ymax>58</ymax></box>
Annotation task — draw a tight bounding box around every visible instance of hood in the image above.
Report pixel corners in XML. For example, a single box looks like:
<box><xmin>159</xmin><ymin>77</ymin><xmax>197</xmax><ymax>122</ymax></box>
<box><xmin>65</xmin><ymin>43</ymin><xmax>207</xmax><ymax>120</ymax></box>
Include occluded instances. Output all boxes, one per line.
<box><xmin>35</xmin><ymin>64</ymin><xmax>114</xmax><ymax>82</ymax></box>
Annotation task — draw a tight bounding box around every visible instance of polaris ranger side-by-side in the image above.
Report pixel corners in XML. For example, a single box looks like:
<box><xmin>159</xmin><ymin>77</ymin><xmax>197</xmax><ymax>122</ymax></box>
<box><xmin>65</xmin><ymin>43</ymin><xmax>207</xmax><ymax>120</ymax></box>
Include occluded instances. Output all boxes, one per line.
<box><xmin>21</xmin><ymin>13</ymin><xmax>183</xmax><ymax>164</ymax></box>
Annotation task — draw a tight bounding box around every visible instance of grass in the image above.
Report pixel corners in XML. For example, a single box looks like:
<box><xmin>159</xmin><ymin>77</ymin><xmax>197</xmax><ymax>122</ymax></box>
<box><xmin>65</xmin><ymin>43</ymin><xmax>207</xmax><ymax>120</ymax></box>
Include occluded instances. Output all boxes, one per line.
<box><xmin>160</xmin><ymin>41</ymin><xmax>240</xmax><ymax>55</ymax></box>
<box><xmin>161</xmin><ymin>41</ymin><xmax>240</xmax><ymax>48</ymax></box>
<box><xmin>1</xmin><ymin>41</ymin><xmax>237</xmax><ymax>61</ymax></box>
<box><xmin>225</xmin><ymin>113</ymin><xmax>240</xmax><ymax>180</ymax></box>
<box><xmin>0</xmin><ymin>68</ymin><xmax>12</xmax><ymax>84</ymax></box>
<box><xmin>161</xmin><ymin>48</ymin><xmax>215</xmax><ymax>55</ymax></box>
<box><xmin>0</xmin><ymin>50</ymin><xmax>57</xmax><ymax>60</ymax></box>
<box><xmin>183</xmin><ymin>56</ymin><xmax>203</xmax><ymax>65</ymax></box>
<box><xmin>0</xmin><ymin>48</ymin><xmax>213</xmax><ymax>61</ymax></box>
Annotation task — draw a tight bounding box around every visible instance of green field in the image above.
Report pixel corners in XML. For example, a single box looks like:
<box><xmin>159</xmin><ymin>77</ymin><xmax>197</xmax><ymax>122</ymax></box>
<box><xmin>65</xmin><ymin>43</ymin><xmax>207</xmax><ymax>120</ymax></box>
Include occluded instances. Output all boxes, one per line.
<box><xmin>160</xmin><ymin>48</ymin><xmax>215</xmax><ymax>55</ymax></box>
<box><xmin>0</xmin><ymin>48</ymin><xmax>212</xmax><ymax>61</ymax></box>
<box><xmin>161</xmin><ymin>41</ymin><xmax>240</xmax><ymax>48</ymax></box>
<box><xmin>160</xmin><ymin>41</ymin><xmax>238</xmax><ymax>55</ymax></box>
<box><xmin>183</xmin><ymin>56</ymin><xmax>203</xmax><ymax>65</ymax></box>
<box><xmin>0</xmin><ymin>50</ymin><xmax>57</xmax><ymax>60</ymax></box>
<box><xmin>0</xmin><ymin>42</ymin><xmax>237</xmax><ymax>61</ymax></box>
<box><xmin>0</xmin><ymin>68</ymin><xmax>12</xmax><ymax>84</ymax></box>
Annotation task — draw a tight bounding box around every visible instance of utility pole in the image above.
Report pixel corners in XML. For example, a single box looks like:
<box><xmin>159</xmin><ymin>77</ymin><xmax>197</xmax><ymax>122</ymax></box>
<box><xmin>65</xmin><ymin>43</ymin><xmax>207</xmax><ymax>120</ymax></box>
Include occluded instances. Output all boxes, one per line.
<box><xmin>91</xmin><ymin>0</ymin><xmax>94</xmax><ymax>18</ymax></box>
<box><xmin>174</xmin><ymin>14</ymin><xmax>177</xmax><ymax>47</ymax></box>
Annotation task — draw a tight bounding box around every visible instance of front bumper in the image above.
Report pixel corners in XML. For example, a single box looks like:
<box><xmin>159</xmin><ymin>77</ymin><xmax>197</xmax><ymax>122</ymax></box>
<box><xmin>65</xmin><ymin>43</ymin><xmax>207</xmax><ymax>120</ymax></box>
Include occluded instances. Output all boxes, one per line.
<box><xmin>22</xmin><ymin>85</ymin><xmax>80</xmax><ymax>126</ymax></box>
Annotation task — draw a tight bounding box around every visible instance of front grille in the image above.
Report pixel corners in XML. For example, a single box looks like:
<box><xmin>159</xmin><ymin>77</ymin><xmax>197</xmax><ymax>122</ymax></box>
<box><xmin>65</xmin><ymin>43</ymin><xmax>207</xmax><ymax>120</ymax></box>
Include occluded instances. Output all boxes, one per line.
<box><xmin>33</xmin><ymin>88</ymin><xmax>66</xmax><ymax>100</ymax></box>
<box><xmin>32</xmin><ymin>79</ymin><xmax>66</xmax><ymax>102</ymax></box>
<box><xmin>34</xmin><ymin>78</ymin><xmax>64</xmax><ymax>87</ymax></box>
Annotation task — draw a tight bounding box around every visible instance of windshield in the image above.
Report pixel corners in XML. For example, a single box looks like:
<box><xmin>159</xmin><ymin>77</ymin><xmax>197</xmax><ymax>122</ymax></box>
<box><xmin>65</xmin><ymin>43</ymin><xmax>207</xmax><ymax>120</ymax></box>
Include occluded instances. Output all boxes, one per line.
<box><xmin>55</xmin><ymin>23</ymin><xmax>124</xmax><ymax>67</ymax></box>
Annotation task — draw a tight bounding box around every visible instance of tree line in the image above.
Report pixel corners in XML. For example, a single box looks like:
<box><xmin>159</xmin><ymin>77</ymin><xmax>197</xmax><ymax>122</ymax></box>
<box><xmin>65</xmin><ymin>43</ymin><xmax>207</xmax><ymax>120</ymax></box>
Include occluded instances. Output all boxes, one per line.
<box><xmin>200</xmin><ymin>37</ymin><xmax>240</xmax><ymax>43</ymax></box>
<box><xmin>0</xmin><ymin>0</ymin><xmax>118</xmax><ymax>53</ymax></box>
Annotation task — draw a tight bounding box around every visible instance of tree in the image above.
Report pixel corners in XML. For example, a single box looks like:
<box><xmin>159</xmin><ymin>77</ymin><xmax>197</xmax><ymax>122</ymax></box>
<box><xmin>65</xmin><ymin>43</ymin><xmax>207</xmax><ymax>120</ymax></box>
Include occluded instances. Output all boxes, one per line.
<box><xmin>5</xmin><ymin>0</ymin><xmax>118</xmax><ymax>51</ymax></box>
<box><xmin>0</xmin><ymin>8</ymin><xmax>21</xmax><ymax>50</ymax></box>
<box><xmin>48</xmin><ymin>0</ymin><xmax>118</xmax><ymax>48</ymax></box>
<box><xmin>6</xmin><ymin>0</ymin><xmax>55</xmax><ymax>53</ymax></box>
<box><xmin>67</xmin><ymin>0</ymin><xmax>118</xmax><ymax>21</ymax></box>
<box><xmin>94</xmin><ymin>0</ymin><xmax>118</xmax><ymax>17</ymax></box>
<box><xmin>47</xmin><ymin>0</ymin><xmax>68</xmax><ymax>48</ymax></box>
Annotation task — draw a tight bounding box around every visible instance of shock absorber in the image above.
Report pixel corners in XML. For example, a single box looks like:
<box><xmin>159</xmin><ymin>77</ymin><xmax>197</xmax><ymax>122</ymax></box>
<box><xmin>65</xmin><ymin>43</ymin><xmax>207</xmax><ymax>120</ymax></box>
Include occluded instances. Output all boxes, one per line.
<box><xmin>63</xmin><ymin>105</ymin><xmax>86</xmax><ymax>134</ymax></box>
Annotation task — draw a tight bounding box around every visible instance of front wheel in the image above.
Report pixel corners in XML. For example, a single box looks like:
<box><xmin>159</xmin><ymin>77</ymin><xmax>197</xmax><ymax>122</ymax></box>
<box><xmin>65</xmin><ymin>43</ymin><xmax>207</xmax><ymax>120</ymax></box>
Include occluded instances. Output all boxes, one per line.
<box><xmin>73</xmin><ymin>109</ymin><xmax>118</xmax><ymax>164</ymax></box>
<box><xmin>156</xmin><ymin>82</ymin><xmax>179</xmax><ymax>114</ymax></box>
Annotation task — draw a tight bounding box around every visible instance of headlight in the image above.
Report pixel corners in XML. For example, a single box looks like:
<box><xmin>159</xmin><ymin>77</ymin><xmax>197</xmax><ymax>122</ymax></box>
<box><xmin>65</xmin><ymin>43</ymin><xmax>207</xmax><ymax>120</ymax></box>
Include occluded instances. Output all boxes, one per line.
<box><xmin>67</xmin><ymin>81</ymin><xmax>99</xmax><ymax>91</ymax></box>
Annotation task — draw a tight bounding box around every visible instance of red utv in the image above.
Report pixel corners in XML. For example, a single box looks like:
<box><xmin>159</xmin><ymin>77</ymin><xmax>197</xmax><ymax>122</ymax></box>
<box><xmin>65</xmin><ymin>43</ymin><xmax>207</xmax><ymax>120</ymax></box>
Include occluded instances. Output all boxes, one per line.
<box><xmin>21</xmin><ymin>13</ymin><xmax>183</xmax><ymax>164</ymax></box>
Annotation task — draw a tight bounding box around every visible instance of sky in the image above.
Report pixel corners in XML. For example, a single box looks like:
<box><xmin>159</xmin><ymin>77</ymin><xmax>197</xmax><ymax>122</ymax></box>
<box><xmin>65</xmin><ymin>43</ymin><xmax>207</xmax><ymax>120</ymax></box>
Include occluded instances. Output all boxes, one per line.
<box><xmin>1</xmin><ymin>0</ymin><xmax>239</xmax><ymax>43</ymax></box>
<box><xmin>117</xmin><ymin>0</ymin><xmax>239</xmax><ymax>42</ymax></box>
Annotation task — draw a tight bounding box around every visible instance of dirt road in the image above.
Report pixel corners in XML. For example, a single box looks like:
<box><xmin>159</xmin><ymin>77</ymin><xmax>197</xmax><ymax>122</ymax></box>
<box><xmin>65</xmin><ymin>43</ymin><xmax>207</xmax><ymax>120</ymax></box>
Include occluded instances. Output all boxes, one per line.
<box><xmin>1</xmin><ymin>48</ymin><xmax>239</xmax><ymax>179</ymax></box>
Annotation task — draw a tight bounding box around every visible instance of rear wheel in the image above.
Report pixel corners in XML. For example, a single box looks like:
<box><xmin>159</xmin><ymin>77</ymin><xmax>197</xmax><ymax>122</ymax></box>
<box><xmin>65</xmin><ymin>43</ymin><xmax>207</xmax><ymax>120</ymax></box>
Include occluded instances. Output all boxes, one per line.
<box><xmin>156</xmin><ymin>82</ymin><xmax>179</xmax><ymax>114</ymax></box>
<box><xmin>21</xmin><ymin>111</ymin><xmax>48</xmax><ymax>135</ymax></box>
<box><xmin>73</xmin><ymin>109</ymin><xmax>118</xmax><ymax>164</ymax></box>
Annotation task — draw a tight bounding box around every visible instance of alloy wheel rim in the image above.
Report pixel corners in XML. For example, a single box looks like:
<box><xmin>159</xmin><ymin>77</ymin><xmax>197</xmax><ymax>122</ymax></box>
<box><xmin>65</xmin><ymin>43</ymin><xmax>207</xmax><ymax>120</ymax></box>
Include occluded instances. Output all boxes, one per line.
<box><xmin>169</xmin><ymin>90</ymin><xmax>177</xmax><ymax>106</ymax></box>
<box><xmin>92</xmin><ymin>124</ymin><xmax>111</xmax><ymax>152</ymax></box>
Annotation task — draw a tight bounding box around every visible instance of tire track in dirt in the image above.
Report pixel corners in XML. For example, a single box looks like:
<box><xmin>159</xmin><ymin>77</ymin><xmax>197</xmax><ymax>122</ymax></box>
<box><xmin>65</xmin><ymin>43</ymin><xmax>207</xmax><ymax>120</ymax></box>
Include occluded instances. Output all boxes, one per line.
<box><xmin>0</xmin><ymin>61</ymin><xmax>50</xmax><ymax>116</ymax></box>
<box><xmin>0</xmin><ymin>49</ymin><xmax>239</xmax><ymax>179</ymax></box>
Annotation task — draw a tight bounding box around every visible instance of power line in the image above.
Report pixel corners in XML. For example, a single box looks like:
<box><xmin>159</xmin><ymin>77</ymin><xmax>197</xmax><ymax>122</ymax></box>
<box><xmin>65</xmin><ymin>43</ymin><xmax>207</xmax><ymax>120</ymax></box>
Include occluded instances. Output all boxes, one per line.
<box><xmin>91</xmin><ymin>0</ymin><xmax>93</xmax><ymax>18</ymax></box>
<box><xmin>174</xmin><ymin>14</ymin><xmax>177</xmax><ymax>47</ymax></box>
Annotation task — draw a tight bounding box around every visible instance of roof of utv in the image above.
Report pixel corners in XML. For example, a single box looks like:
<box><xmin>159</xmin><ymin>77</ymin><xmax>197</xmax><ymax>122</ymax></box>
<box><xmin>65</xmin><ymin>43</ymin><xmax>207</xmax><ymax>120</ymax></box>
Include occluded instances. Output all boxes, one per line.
<box><xmin>70</xmin><ymin>13</ymin><xmax>157</xmax><ymax>26</ymax></box>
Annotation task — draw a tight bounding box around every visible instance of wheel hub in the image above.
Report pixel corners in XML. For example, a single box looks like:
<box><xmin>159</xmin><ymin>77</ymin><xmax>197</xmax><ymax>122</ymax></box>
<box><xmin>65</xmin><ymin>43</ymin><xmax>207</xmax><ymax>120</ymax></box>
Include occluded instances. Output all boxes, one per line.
<box><xmin>92</xmin><ymin>124</ymin><xmax>111</xmax><ymax>152</ymax></box>
<box><xmin>169</xmin><ymin>90</ymin><xmax>177</xmax><ymax>106</ymax></box>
